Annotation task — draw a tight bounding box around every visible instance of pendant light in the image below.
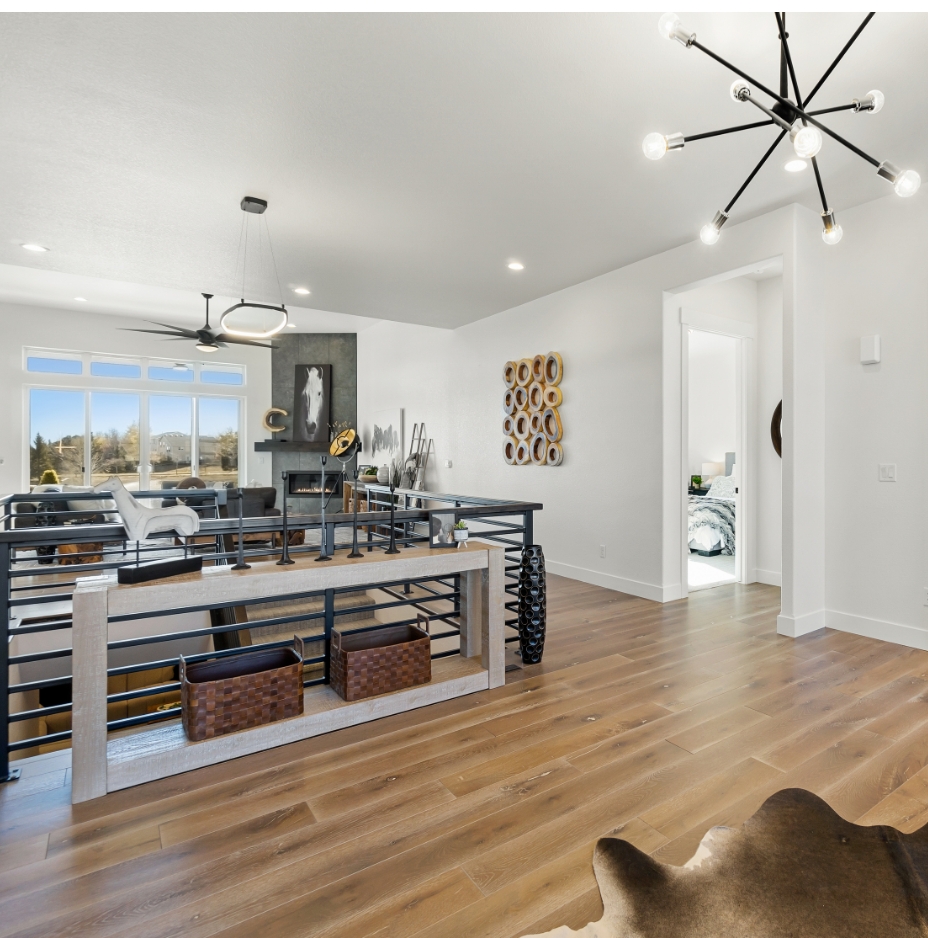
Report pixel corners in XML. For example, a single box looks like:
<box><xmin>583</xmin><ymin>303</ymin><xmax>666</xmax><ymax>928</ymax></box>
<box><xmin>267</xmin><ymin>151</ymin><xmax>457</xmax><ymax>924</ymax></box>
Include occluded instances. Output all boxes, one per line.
<box><xmin>219</xmin><ymin>197</ymin><xmax>289</xmax><ymax>338</ymax></box>
<box><xmin>643</xmin><ymin>13</ymin><xmax>921</xmax><ymax>246</ymax></box>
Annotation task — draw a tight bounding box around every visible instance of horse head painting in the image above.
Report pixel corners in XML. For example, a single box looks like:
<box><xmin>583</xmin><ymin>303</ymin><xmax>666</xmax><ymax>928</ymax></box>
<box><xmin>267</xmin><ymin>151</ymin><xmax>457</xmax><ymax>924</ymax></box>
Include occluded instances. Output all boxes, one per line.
<box><xmin>293</xmin><ymin>364</ymin><xmax>331</xmax><ymax>443</ymax></box>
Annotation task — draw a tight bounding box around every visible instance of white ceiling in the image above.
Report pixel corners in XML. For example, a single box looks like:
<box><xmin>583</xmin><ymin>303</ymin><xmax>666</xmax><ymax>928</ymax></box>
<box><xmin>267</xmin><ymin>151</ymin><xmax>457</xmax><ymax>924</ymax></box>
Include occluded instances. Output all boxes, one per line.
<box><xmin>0</xmin><ymin>12</ymin><xmax>924</xmax><ymax>329</ymax></box>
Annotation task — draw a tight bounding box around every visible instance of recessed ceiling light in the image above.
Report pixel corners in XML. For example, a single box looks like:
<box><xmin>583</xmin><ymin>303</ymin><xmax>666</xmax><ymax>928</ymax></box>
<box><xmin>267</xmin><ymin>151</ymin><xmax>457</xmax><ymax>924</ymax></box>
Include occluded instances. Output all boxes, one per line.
<box><xmin>784</xmin><ymin>159</ymin><xmax>808</xmax><ymax>173</ymax></box>
<box><xmin>22</xmin><ymin>243</ymin><xmax>48</xmax><ymax>252</ymax></box>
<box><xmin>293</xmin><ymin>287</ymin><xmax>310</xmax><ymax>295</ymax></box>
<box><xmin>74</xmin><ymin>297</ymin><xmax>87</xmax><ymax>302</ymax></box>
<box><xmin>508</xmin><ymin>262</ymin><xmax>524</xmax><ymax>270</ymax></box>
<box><xmin>287</xmin><ymin>322</ymin><xmax>297</xmax><ymax>328</ymax></box>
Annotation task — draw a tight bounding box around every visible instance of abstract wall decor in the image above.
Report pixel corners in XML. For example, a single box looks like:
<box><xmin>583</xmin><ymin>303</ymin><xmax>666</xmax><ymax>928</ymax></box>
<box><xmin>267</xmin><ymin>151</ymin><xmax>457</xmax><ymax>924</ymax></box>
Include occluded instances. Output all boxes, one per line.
<box><xmin>503</xmin><ymin>353</ymin><xmax>563</xmax><ymax>466</ymax></box>
<box><xmin>292</xmin><ymin>364</ymin><xmax>331</xmax><ymax>443</ymax></box>
<box><xmin>371</xmin><ymin>408</ymin><xmax>403</xmax><ymax>463</ymax></box>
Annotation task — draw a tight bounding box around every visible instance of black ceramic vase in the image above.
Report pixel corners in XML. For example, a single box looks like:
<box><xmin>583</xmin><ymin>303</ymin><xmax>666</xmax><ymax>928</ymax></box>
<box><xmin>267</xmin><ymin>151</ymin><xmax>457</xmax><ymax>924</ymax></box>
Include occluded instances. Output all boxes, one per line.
<box><xmin>518</xmin><ymin>545</ymin><xmax>546</xmax><ymax>664</ymax></box>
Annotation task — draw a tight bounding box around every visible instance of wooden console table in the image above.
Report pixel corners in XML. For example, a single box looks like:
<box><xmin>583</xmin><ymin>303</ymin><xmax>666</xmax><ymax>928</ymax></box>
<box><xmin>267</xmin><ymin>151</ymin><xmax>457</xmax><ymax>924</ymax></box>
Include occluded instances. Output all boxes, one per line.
<box><xmin>71</xmin><ymin>543</ymin><xmax>505</xmax><ymax>803</ymax></box>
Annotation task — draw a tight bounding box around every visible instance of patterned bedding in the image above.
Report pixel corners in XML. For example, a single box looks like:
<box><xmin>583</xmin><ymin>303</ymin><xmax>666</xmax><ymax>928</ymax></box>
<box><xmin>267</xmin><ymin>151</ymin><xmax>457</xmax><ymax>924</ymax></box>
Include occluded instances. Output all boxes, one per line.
<box><xmin>688</xmin><ymin>495</ymin><xmax>736</xmax><ymax>555</ymax></box>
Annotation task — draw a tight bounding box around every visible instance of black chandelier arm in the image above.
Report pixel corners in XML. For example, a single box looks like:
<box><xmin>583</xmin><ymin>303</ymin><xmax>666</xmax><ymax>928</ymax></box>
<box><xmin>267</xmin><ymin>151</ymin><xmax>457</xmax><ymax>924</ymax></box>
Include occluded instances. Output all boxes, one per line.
<box><xmin>805</xmin><ymin>13</ymin><xmax>875</xmax><ymax>107</ymax></box>
<box><xmin>742</xmin><ymin>94</ymin><xmax>792</xmax><ymax>132</ymax></box>
<box><xmin>690</xmin><ymin>39</ymin><xmax>882</xmax><ymax>168</ymax></box>
<box><xmin>775</xmin><ymin>12</ymin><xmax>805</xmax><ymax>109</ymax></box>
<box><xmin>811</xmin><ymin>157</ymin><xmax>830</xmax><ymax>213</ymax></box>
<box><xmin>724</xmin><ymin>129</ymin><xmax>788</xmax><ymax>215</ymax></box>
<box><xmin>807</xmin><ymin>103</ymin><xmax>858</xmax><ymax>117</ymax></box>
<box><xmin>684</xmin><ymin>119</ymin><xmax>775</xmax><ymax>143</ymax></box>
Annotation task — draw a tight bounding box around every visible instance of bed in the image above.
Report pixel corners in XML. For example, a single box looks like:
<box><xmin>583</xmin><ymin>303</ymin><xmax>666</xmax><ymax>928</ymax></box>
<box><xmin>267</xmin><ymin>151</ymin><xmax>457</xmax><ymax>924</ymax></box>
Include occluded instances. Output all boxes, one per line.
<box><xmin>688</xmin><ymin>474</ymin><xmax>736</xmax><ymax>556</ymax></box>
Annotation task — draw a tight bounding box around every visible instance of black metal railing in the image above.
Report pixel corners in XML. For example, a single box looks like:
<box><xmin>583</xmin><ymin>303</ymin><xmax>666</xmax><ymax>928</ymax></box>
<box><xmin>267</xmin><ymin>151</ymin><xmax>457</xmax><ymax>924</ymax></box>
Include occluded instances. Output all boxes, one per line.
<box><xmin>0</xmin><ymin>487</ymin><xmax>540</xmax><ymax>781</ymax></box>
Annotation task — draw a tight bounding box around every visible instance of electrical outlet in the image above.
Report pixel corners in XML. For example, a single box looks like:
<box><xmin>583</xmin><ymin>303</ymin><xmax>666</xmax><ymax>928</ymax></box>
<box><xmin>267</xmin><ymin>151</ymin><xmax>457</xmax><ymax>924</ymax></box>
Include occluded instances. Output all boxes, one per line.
<box><xmin>600</xmin><ymin>545</ymin><xmax>606</xmax><ymax>559</ymax></box>
<box><xmin>444</xmin><ymin>459</ymin><xmax>453</xmax><ymax>468</ymax></box>
<box><xmin>879</xmin><ymin>464</ymin><xmax>897</xmax><ymax>482</ymax></box>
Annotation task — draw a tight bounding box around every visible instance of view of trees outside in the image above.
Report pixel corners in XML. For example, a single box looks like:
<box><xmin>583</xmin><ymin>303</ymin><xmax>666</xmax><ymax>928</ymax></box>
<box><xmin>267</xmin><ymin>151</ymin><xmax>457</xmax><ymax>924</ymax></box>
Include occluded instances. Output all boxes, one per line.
<box><xmin>29</xmin><ymin>389</ymin><xmax>241</xmax><ymax>489</ymax></box>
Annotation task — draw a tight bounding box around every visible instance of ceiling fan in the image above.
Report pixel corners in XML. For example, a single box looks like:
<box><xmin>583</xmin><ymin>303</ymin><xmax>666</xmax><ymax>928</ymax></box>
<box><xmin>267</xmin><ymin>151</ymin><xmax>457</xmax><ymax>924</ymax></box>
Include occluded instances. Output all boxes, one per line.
<box><xmin>124</xmin><ymin>293</ymin><xmax>277</xmax><ymax>353</ymax></box>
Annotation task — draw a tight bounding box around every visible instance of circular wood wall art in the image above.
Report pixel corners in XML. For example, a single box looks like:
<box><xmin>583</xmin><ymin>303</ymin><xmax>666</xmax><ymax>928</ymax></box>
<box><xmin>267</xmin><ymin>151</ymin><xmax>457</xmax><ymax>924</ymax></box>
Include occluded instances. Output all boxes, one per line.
<box><xmin>513</xmin><ymin>411</ymin><xmax>532</xmax><ymax>440</ymax></box>
<box><xmin>503</xmin><ymin>436</ymin><xmax>517</xmax><ymax>464</ymax></box>
<box><xmin>502</xmin><ymin>414</ymin><xmax>515</xmax><ymax>436</ymax></box>
<box><xmin>546</xmin><ymin>441</ymin><xmax>564</xmax><ymax>466</ymax></box>
<box><xmin>503</xmin><ymin>361</ymin><xmax>517</xmax><ymax>389</ymax></box>
<box><xmin>532</xmin><ymin>354</ymin><xmax>545</xmax><ymax>382</ymax></box>
<box><xmin>516</xmin><ymin>358</ymin><xmax>533</xmax><ymax>387</ymax></box>
<box><xmin>771</xmin><ymin>400</ymin><xmax>783</xmax><ymax>458</ymax></box>
<box><xmin>528</xmin><ymin>382</ymin><xmax>545</xmax><ymax>412</ymax></box>
<box><xmin>542</xmin><ymin>407</ymin><xmax>562</xmax><ymax>442</ymax></box>
<box><xmin>262</xmin><ymin>407</ymin><xmax>288</xmax><ymax>433</ymax></box>
<box><xmin>513</xmin><ymin>386</ymin><xmax>529</xmax><ymax>410</ymax></box>
<box><xmin>503</xmin><ymin>388</ymin><xmax>516</xmax><ymax>415</ymax></box>
<box><xmin>530</xmin><ymin>433</ymin><xmax>548</xmax><ymax>464</ymax></box>
<box><xmin>542</xmin><ymin>385</ymin><xmax>562</xmax><ymax>408</ymax></box>
<box><xmin>544</xmin><ymin>352</ymin><xmax>563</xmax><ymax>386</ymax></box>
<box><xmin>515</xmin><ymin>440</ymin><xmax>531</xmax><ymax>464</ymax></box>
<box><xmin>530</xmin><ymin>411</ymin><xmax>544</xmax><ymax>435</ymax></box>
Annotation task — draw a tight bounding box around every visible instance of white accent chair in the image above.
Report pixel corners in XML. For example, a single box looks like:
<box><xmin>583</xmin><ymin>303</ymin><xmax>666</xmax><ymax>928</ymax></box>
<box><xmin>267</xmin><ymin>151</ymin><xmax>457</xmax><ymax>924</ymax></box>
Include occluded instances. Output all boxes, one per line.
<box><xmin>93</xmin><ymin>477</ymin><xmax>200</xmax><ymax>542</ymax></box>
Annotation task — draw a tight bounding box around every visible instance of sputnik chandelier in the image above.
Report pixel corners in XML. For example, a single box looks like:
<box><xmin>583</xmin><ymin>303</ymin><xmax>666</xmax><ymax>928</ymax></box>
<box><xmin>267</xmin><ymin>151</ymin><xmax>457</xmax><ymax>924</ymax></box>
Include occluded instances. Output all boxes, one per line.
<box><xmin>644</xmin><ymin>12</ymin><xmax>920</xmax><ymax>246</ymax></box>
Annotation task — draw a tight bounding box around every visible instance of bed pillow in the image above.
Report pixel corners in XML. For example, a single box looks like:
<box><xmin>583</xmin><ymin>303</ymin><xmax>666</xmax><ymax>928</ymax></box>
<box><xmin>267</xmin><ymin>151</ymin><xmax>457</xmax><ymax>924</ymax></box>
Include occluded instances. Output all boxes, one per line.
<box><xmin>707</xmin><ymin>474</ymin><xmax>737</xmax><ymax>499</ymax></box>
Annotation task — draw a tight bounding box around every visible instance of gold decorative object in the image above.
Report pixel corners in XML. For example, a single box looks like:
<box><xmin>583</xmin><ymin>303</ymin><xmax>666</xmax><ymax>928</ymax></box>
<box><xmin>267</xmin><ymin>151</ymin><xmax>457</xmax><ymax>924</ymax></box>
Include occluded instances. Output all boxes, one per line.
<box><xmin>502</xmin><ymin>352</ymin><xmax>564</xmax><ymax>466</ymax></box>
<box><xmin>329</xmin><ymin>427</ymin><xmax>358</xmax><ymax>458</ymax></box>
<box><xmin>262</xmin><ymin>407</ymin><xmax>288</xmax><ymax>433</ymax></box>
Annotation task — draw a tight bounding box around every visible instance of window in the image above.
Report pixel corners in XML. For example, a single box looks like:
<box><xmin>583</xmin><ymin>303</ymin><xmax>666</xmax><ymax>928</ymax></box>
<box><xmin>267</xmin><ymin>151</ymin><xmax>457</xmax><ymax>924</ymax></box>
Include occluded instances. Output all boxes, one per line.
<box><xmin>197</xmin><ymin>397</ymin><xmax>239</xmax><ymax>486</ymax></box>
<box><xmin>148</xmin><ymin>364</ymin><xmax>194</xmax><ymax>382</ymax></box>
<box><xmin>29</xmin><ymin>389</ymin><xmax>85</xmax><ymax>485</ymax></box>
<box><xmin>26</xmin><ymin>355</ymin><xmax>82</xmax><ymax>375</ymax></box>
<box><xmin>90</xmin><ymin>392</ymin><xmax>140</xmax><ymax>489</ymax></box>
<box><xmin>200</xmin><ymin>365</ymin><xmax>244</xmax><ymax>386</ymax></box>
<box><xmin>91</xmin><ymin>359</ymin><xmax>142</xmax><ymax>379</ymax></box>
<box><xmin>150</xmin><ymin>396</ymin><xmax>193</xmax><ymax>486</ymax></box>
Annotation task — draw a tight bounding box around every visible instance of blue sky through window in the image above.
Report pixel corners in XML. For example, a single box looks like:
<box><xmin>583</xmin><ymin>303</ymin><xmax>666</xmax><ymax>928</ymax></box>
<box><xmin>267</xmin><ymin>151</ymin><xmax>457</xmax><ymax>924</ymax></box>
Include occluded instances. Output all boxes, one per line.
<box><xmin>30</xmin><ymin>389</ymin><xmax>84</xmax><ymax>442</ymax></box>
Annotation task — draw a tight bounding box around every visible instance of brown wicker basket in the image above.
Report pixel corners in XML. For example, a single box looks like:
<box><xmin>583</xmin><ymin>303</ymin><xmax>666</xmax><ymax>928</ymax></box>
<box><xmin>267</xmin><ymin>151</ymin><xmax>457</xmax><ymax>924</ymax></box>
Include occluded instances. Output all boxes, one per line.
<box><xmin>330</xmin><ymin>618</ymin><xmax>431</xmax><ymax>702</ymax></box>
<box><xmin>180</xmin><ymin>637</ymin><xmax>304</xmax><ymax>741</ymax></box>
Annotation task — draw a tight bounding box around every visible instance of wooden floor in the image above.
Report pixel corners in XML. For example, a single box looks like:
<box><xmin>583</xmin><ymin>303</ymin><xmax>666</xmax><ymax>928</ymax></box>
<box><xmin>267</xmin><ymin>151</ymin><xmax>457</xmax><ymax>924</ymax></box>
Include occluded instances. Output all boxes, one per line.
<box><xmin>4</xmin><ymin>575</ymin><xmax>928</xmax><ymax>937</ymax></box>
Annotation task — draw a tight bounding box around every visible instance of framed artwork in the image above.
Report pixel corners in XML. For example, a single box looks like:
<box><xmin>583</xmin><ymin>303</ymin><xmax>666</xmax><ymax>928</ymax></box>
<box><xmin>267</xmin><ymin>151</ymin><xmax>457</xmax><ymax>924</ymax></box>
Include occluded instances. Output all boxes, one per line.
<box><xmin>429</xmin><ymin>510</ymin><xmax>456</xmax><ymax>548</ymax></box>
<box><xmin>371</xmin><ymin>408</ymin><xmax>403</xmax><ymax>462</ymax></box>
<box><xmin>292</xmin><ymin>365</ymin><xmax>331</xmax><ymax>443</ymax></box>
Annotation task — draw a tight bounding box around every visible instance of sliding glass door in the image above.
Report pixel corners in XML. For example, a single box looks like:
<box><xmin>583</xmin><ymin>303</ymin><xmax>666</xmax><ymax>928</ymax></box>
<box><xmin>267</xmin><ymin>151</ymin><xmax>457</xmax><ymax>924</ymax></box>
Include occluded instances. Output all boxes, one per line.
<box><xmin>29</xmin><ymin>389</ymin><xmax>85</xmax><ymax>485</ymax></box>
<box><xmin>90</xmin><ymin>392</ymin><xmax>141</xmax><ymax>489</ymax></box>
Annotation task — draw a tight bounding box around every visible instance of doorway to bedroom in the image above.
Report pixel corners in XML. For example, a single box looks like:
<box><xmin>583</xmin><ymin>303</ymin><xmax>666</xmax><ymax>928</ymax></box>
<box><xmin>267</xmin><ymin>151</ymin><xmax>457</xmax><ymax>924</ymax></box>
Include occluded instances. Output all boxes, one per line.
<box><xmin>687</xmin><ymin>329</ymin><xmax>739</xmax><ymax>590</ymax></box>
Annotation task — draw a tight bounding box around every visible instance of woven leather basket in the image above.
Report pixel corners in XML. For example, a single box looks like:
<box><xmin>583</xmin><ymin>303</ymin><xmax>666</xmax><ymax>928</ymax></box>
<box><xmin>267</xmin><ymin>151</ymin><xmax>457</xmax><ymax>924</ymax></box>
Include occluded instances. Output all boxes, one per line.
<box><xmin>180</xmin><ymin>637</ymin><xmax>304</xmax><ymax>741</ymax></box>
<box><xmin>330</xmin><ymin>618</ymin><xmax>431</xmax><ymax>702</ymax></box>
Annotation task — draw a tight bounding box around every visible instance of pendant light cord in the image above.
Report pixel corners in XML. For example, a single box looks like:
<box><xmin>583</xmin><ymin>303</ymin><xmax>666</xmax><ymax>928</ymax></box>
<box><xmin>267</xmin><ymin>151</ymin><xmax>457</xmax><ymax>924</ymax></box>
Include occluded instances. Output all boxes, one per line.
<box><xmin>263</xmin><ymin>214</ymin><xmax>285</xmax><ymax>308</ymax></box>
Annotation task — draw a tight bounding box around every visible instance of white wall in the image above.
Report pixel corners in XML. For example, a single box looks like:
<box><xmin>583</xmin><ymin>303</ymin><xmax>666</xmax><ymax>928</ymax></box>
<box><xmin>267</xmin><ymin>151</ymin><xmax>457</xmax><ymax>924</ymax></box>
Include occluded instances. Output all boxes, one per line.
<box><xmin>0</xmin><ymin>301</ymin><xmax>272</xmax><ymax>494</ymax></box>
<box><xmin>756</xmin><ymin>276</ymin><xmax>783</xmax><ymax>586</ymax></box>
<box><xmin>687</xmin><ymin>330</ymin><xmax>737</xmax><ymax>478</ymax></box>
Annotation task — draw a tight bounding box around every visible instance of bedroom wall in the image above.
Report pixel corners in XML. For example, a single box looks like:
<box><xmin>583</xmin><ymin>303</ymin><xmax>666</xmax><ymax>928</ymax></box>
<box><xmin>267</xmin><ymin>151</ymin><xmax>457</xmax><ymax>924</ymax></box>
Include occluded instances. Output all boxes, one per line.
<box><xmin>0</xmin><ymin>301</ymin><xmax>273</xmax><ymax>494</ymax></box>
<box><xmin>360</xmin><ymin>204</ymin><xmax>802</xmax><ymax>603</ymax></box>
<box><xmin>687</xmin><ymin>330</ymin><xmax>737</xmax><ymax>478</ymax></box>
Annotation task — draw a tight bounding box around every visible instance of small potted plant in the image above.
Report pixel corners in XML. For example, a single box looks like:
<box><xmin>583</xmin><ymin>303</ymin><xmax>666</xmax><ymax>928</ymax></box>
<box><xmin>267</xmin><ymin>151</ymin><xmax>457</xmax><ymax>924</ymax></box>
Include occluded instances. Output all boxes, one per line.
<box><xmin>453</xmin><ymin>520</ymin><xmax>469</xmax><ymax>546</ymax></box>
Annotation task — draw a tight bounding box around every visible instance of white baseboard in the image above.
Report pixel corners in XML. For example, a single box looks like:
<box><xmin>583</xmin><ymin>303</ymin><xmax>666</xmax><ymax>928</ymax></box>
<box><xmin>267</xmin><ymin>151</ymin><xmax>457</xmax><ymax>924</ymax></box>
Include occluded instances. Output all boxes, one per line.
<box><xmin>545</xmin><ymin>561</ymin><xmax>675</xmax><ymax>603</ymax></box>
<box><xmin>755</xmin><ymin>569</ymin><xmax>782</xmax><ymax>587</ymax></box>
<box><xmin>825</xmin><ymin>609</ymin><xmax>928</xmax><ymax>651</ymax></box>
<box><xmin>777</xmin><ymin>609</ymin><xmax>826</xmax><ymax>637</ymax></box>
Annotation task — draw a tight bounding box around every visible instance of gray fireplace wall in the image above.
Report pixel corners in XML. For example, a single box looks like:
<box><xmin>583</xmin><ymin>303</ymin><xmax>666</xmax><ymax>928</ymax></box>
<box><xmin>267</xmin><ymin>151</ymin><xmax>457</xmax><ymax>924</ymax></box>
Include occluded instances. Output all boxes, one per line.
<box><xmin>269</xmin><ymin>333</ymin><xmax>357</xmax><ymax>510</ymax></box>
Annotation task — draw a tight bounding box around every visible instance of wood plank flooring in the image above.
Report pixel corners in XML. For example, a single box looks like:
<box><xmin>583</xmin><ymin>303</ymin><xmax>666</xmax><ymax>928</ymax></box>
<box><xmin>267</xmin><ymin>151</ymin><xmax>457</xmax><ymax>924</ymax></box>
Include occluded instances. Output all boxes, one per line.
<box><xmin>4</xmin><ymin>575</ymin><xmax>928</xmax><ymax>937</ymax></box>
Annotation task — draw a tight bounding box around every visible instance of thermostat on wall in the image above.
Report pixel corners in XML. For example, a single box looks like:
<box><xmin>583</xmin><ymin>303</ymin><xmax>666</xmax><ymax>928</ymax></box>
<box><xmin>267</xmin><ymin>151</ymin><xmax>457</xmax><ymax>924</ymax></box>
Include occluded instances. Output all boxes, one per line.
<box><xmin>860</xmin><ymin>335</ymin><xmax>881</xmax><ymax>364</ymax></box>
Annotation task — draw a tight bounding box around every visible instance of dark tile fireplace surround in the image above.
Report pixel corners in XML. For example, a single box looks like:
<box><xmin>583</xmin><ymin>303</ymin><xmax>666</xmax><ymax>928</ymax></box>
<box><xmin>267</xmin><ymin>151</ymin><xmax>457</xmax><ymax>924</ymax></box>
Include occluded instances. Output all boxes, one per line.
<box><xmin>269</xmin><ymin>333</ymin><xmax>357</xmax><ymax>510</ymax></box>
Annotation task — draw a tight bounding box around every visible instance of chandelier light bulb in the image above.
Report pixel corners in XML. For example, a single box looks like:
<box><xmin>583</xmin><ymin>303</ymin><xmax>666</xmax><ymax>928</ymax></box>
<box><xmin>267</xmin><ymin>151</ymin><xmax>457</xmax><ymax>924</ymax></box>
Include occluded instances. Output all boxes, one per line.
<box><xmin>699</xmin><ymin>224</ymin><xmax>720</xmax><ymax>245</ymax></box>
<box><xmin>864</xmin><ymin>89</ymin><xmax>884</xmax><ymax>113</ymax></box>
<box><xmin>642</xmin><ymin>133</ymin><xmax>668</xmax><ymax>160</ymax></box>
<box><xmin>730</xmin><ymin>80</ymin><xmax>750</xmax><ymax>102</ymax></box>
<box><xmin>894</xmin><ymin>169</ymin><xmax>921</xmax><ymax>197</ymax></box>
<box><xmin>790</xmin><ymin>121</ymin><xmax>823</xmax><ymax>159</ymax></box>
<box><xmin>658</xmin><ymin>12</ymin><xmax>680</xmax><ymax>39</ymax></box>
<box><xmin>784</xmin><ymin>159</ymin><xmax>807</xmax><ymax>173</ymax></box>
<box><xmin>821</xmin><ymin>209</ymin><xmax>843</xmax><ymax>246</ymax></box>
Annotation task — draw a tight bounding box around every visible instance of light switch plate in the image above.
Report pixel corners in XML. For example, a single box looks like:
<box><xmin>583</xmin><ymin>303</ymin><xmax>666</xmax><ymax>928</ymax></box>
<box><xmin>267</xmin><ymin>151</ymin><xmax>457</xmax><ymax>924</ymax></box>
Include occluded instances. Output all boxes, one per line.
<box><xmin>879</xmin><ymin>464</ymin><xmax>896</xmax><ymax>481</ymax></box>
<box><xmin>861</xmin><ymin>335</ymin><xmax>881</xmax><ymax>364</ymax></box>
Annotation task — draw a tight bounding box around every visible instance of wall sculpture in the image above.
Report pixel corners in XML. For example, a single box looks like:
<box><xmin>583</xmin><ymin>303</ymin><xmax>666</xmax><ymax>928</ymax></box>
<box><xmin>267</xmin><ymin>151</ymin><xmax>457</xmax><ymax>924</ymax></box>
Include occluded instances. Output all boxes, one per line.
<box><xmin>502</xmin><ymin>353</ymin><xmax>563</xmax><ymax>466</ymax></box>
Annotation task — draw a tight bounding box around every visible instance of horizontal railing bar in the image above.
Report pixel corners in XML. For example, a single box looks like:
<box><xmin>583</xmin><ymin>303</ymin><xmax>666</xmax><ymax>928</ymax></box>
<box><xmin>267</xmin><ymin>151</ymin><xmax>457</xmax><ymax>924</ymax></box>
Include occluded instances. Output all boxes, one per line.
<box><xmin>9</xmin><ymin>730</ymin><xmax>71</xmax><ymax>751</ymax></box>
<box><xmin>9</xmin><ymin>647</ymin><xmax>72</xmax><ymax>665</ymax></box>
<box><xmin>8</xmin><ymin>675</ymin><xmax>73</xmax><ymax>694</ymax></box>
<box><xmin>8</xmin><ymin>701</ymin><xmax>73</xmax><ymax>722</ymax></box>
<box><xmin>10</xmin><ymin>620</ymin><xmax>73</xmax><ymax>635</ymax></box>
<box><xmin>107</xmin><ymin>708</ymin><xmax>179</xmax><ymax>731</ymax></box>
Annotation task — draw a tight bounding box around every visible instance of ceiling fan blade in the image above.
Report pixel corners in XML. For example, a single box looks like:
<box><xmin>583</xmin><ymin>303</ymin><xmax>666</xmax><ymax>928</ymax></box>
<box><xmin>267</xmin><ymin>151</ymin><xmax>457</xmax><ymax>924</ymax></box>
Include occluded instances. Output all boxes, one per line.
<box><xmin>216</xmin><ymin>333</ymin><xmax>277</xmax><ymax>349</ymax></box>
<box><xmin>146</xmin><ymin>321</ymin><xmax>201</xmax><ymax>339</ymax></box>
<box><xmin>121</xmin><ymin>327</ymin><xmax>191</xmax><ymax>338</ymax></box>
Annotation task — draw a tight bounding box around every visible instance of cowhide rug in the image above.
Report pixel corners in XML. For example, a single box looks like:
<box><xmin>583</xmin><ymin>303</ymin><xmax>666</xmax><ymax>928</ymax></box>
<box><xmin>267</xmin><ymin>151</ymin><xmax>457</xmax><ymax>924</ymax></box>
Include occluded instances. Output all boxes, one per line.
<box><xmin>526</xmin><ymin>789</ymin><xmax>928</xmax><ymax>938</ymax></box>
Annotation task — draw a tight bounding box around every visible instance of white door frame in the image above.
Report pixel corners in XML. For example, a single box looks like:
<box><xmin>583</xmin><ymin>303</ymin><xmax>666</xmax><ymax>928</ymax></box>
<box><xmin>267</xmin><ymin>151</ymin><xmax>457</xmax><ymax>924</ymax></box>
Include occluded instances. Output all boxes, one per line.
<box><xmin>680</xmin><ymin>307</ymin><xmax>757</xmax><ymax>597</ymax></box>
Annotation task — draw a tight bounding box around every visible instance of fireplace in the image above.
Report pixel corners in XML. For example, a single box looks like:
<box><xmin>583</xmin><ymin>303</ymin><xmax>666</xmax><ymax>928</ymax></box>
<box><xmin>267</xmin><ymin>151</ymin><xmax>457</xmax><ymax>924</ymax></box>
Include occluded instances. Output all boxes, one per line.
<box><xmin>288</xmin><ymin>471</ymin><xmax>342</xmax><ymax>497</ymax></box>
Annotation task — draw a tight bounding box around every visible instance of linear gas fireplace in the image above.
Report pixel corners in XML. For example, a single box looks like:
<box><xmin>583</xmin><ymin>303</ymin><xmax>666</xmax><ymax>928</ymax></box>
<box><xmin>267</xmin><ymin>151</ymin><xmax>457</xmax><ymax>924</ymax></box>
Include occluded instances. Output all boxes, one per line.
<box><xmin>288</xmin><ymin>471</ymin><xmax>342</xmax><ymax>497</ymax></box>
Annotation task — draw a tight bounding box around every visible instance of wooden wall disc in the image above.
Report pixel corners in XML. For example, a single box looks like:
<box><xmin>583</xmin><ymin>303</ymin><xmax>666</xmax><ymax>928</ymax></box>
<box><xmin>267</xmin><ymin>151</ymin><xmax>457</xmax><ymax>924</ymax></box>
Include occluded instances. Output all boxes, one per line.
<box><xmin>529</xmin><ymin>411</ymin><xmax>544</xmax><ymax>435</ymax></box>
<box><xmin>543</xmin><ymin>385</ymin><xmax>562</xmax><ymax>408</ymax></box>
<box><xmin>516</xmin><ymin>358</ymin><xmax>533</xmax><ymax>387</ymax></box>
<box><xmin>544</xmin><ymin>352</ymin><xmax>563</xmax><ymax>386</ymax></box>
<box><xmin>532</xmin><ymin>354</ymin><xmax>545</xmax><ymax>382</ymax></box>
<box><xmin>503</xmin><ymin>436</ymin><xmax>517</xmax><ymax>464</ymax></box>
<box><xmin>542</xmin><ymin>406</ymin><xmax>563</xmax><ymax>442</ymax></box>
<box><xmin>514</xmin><ymin>385</ymin><xmax>528</xmax><ymax>410</ymax></box>
<box><xmin>546</xmin><ymin>441</ymin><xmax>564</xmax><ymax>466</ymax></box>
<box><xmin>528</xmin><ymin>381</ymin><xmax>545</xmax><ymax>412</ymax></box>
<box><xmin>503</xmin><ymin>361</ymin><xmax>517</xmax><ymax>388</ymax></box>
<box><xmin>530</xmin><ymin>432</ymin><xmax>548</xmax><ymax>464</ymax></box>
<box><xmin>503</xmin><ymin>388</ymin><xmax>516</xmax><ymax>415</ymax></box>
<box><xmin>515</xmin><ymin>440</ymin><xmax>531</xmax><ymax>465</ymax></box>
<box><xmin>502</xmin><ymin>414</ymin><xmax>515</xmax><ymax>436</ymax></box>
<box><xmin>513</xmin><ymin>411</ymin><xmax>531</xmax><ymax>440</ymax></box>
